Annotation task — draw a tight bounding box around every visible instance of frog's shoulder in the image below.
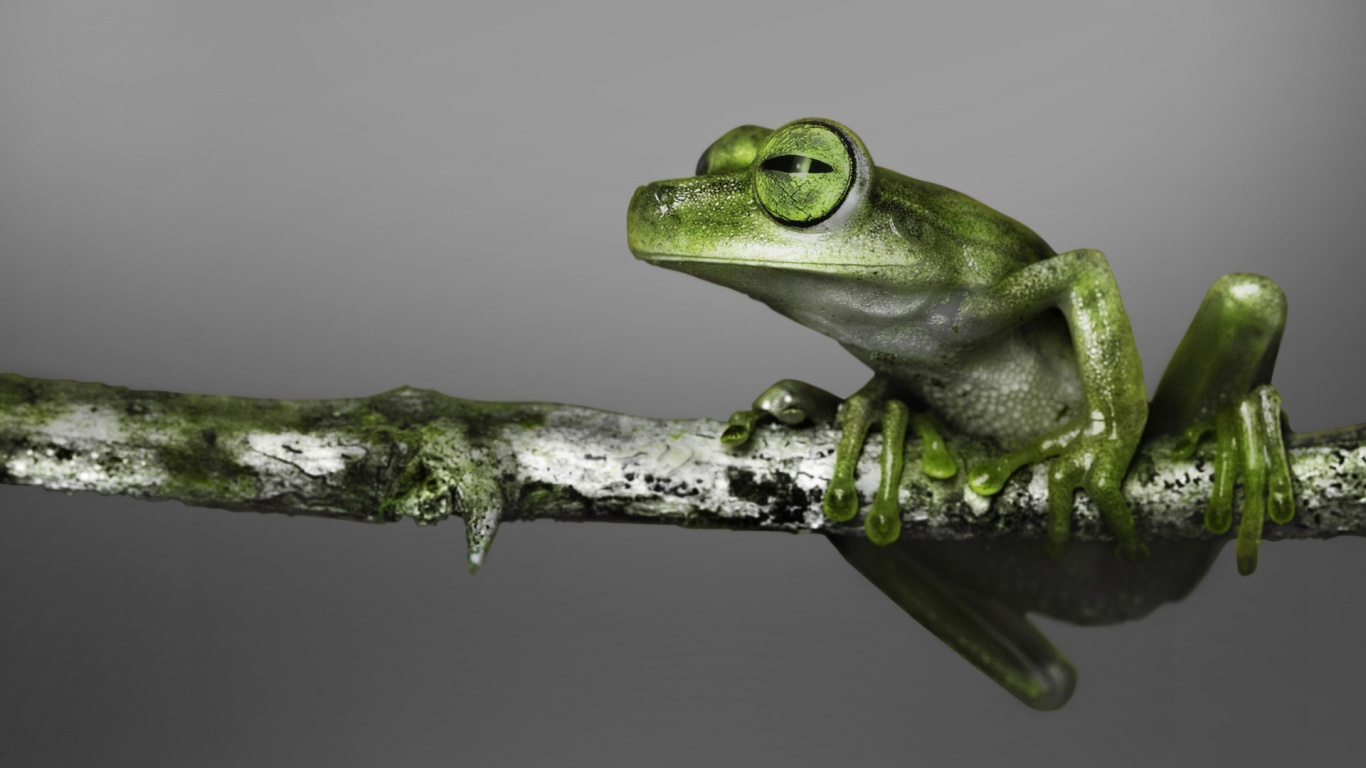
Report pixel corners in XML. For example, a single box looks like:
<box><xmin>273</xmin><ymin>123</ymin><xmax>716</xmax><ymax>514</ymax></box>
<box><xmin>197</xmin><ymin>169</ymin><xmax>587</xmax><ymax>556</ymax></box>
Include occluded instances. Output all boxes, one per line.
<box><xmin>869</xmin><ymin>167</ymin><xmax>1056</xmax><ymax>274</ymax></box>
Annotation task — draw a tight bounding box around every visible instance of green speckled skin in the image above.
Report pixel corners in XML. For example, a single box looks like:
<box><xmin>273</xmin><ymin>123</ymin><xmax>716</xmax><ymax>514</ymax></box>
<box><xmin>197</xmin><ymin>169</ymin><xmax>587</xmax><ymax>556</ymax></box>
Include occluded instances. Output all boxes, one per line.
<box><xmin>628</xmin><ymin>119</ymin><xmax>1294</xmax><ymax>708</ymax></box>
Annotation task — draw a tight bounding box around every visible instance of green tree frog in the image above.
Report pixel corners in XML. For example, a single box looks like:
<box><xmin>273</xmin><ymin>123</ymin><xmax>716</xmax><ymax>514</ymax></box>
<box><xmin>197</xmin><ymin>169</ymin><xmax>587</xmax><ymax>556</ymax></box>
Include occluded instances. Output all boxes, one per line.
<box><xmin>626</xmin><ymin>118</ymin><xmax>1293</xmax><ymax>709</ymax></box>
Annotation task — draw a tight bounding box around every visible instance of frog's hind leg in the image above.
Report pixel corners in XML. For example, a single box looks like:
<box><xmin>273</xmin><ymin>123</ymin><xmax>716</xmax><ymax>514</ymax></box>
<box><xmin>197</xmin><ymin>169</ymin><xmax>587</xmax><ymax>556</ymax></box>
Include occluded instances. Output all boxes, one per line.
<box><xmin>1148</xmin><ymin>273</ymin><xmax>1291</xmax><ymax>575</ymax></box>
<box><xmin>830</xmin><ymin>536</ymin><xmax>1077</xmax><ymax>711</ymax></box>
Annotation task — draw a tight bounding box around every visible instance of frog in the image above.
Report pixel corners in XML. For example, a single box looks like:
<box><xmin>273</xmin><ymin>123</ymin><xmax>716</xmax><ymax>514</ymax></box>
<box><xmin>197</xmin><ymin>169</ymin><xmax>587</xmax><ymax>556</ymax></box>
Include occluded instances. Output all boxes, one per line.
<box><xmin>626</xmin><ymin>118</ymin><xmax>1294</xmax><ymax>709</ymax></box>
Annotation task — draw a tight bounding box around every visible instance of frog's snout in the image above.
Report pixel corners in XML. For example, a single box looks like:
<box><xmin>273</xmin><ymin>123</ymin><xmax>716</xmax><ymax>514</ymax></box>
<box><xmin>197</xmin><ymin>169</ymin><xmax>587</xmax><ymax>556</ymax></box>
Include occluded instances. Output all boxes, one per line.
<box><xmin>628</xmin><ymin>170</ymin><xmax>756</xmax><ymax>263</ymax></box>
<box><xmin>626</xmin><ymin>184</ymin><xmax>656</xmax><ymax>259</ymax></box>
<box><xmin>629</xmin><ymin>183</ymin><xmax>674</xmax><ymax>217</ymax></box>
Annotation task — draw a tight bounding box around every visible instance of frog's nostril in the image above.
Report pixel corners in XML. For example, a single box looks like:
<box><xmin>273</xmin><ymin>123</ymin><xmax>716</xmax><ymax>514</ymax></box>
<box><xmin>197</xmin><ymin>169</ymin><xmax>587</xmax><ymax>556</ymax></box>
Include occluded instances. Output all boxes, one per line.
<box><xmin>652</xmin><ymin>187</ymin><xmax>675</xmax><ymax>211</ymax></box>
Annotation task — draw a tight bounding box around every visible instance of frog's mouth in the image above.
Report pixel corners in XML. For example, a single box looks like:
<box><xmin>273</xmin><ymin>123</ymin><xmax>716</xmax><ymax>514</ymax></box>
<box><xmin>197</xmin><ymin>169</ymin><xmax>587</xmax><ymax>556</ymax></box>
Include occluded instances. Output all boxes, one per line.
<box><xmin>639</xmin><ymin>252</ymin><xmax>896</xmax><ymax>275</ymax></box>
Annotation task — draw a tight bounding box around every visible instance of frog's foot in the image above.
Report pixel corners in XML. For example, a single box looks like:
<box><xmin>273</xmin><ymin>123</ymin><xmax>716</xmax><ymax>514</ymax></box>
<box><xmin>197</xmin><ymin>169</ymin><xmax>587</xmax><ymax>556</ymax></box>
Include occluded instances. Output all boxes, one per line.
<box><xmin>1173</xmin><ymin>385</ymin><xmax>1292</xmax><ymax>576</ymax></box>
<box><xmin>822</xmin><ymin>382</ymin><xmax>908</xmax><ymax>545</ymax></box>
<box><xmin>968</xmin><ymin>419</ymin><xmax>1148</xmax><ymax>562</ymax></box>
<box><xmin>819</xmin><ymin>379</ymin><xmax>957</xmax><ymax>545</ymax></box>
<box><xmin>720</xmin><ymin>378</ymin><xmax>955</xmax><ymax>544</ymax></box>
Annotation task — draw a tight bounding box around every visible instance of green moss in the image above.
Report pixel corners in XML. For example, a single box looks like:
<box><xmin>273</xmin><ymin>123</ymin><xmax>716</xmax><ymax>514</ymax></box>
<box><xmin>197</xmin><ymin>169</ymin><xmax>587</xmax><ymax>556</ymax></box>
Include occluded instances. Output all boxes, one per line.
<box><xmin>0</xmin><ymin>374</ymin><xmax>76</xmax><ymax>425</ymax></box>
<box><xmin>156</xmin><ymin>427</ymin><xmax>260</xmax><ymax>501</ymax></box>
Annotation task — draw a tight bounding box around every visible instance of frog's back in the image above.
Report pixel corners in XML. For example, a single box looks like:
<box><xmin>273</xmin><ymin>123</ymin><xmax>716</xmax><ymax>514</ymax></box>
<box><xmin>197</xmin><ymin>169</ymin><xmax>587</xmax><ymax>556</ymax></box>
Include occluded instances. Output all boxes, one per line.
<box><xmin>871</xmin><ymin>167</ymin><xmax>1056</xmax><ymax>281</ymax></box>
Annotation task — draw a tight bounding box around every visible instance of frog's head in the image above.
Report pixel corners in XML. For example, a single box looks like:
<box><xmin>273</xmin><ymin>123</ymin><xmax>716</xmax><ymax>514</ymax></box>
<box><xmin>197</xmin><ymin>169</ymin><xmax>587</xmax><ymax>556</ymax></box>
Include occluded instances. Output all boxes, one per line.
<box><xmin>628</xmin><ymin>118</ymin><xmax>916</xmax><ymax>326</ymax></box>
<box><xmin>628</xmin><ymin>117</ymin><xmax>872</xmax><ymax>261</ymax></box>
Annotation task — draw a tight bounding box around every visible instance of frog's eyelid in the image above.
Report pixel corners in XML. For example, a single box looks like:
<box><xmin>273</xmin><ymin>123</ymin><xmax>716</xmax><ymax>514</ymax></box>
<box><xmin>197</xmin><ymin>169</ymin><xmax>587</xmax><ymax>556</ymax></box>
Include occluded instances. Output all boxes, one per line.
<box><xmin>760</xmin><ymin>155</ymin><xmax>834</xmax><ymax>174</ymax></box>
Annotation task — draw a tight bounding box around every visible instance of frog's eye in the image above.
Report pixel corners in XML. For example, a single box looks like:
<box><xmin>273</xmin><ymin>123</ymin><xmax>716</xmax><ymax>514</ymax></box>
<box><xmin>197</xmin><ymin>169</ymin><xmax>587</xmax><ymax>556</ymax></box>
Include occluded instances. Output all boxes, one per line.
<box><xmin>695</xmin><ymin>125</ymin><xmax>774</xmax><ymax>176</ymax></box>
<box><xmin>754</xmin><ymin>122</ymin><xmax>856</xmax><ymax>227</ymax></box>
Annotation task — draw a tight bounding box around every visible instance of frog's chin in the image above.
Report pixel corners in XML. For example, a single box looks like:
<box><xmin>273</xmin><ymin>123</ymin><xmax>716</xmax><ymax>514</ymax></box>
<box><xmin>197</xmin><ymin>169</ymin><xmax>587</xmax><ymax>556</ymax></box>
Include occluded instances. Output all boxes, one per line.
<box><xmin>642</xmin><ymin>253</ymin><xmax>914</xmax><ymax>325</ymax></box>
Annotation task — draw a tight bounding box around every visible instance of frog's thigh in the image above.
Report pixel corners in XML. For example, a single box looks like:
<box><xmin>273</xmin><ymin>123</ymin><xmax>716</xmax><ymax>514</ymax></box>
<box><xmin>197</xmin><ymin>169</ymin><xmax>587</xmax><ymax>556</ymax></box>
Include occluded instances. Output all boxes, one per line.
<box><xmin>1147</xmin><ymin>273</ymin><xmax>1287</xmax><ymax>437</ymax></box>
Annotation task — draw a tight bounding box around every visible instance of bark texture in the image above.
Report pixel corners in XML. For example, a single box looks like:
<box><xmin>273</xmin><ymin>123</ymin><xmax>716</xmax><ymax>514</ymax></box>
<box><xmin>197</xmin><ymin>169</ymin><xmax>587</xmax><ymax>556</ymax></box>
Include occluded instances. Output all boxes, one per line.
<box><xmin>2</xmin><ymin>373</ymin><xmax>1363</xmax><ymax>570</ymax></box>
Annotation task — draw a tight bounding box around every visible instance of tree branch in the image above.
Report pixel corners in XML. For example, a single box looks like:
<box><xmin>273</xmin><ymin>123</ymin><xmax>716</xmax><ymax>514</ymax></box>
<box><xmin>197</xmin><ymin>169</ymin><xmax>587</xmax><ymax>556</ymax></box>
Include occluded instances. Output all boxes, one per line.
<box><xmin>2</xmin><ymin>372</ymin><xmax>1363</xmax><ymax>570</ymax></box>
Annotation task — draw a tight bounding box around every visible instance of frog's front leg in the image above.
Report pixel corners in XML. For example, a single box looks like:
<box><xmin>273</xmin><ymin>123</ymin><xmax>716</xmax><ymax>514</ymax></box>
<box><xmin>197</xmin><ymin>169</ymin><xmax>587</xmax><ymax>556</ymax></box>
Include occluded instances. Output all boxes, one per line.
<box><xmin>961</xmin><ymin>249</ymin><xmax>1150</xmax><ymax>560</ymax></box>
<box><xmin>720</xmin><ymin>379</ymin><xmax>843</xmax><ymax>443</ymax></box>
<box><xmin>1148</xmin><ymin>273</ymin><xmax>1291</xmax><ymax>575</ymax></box>
<box><xmin>721</xmin><ymin>376</ymin><xmax>955</xmax><ymax>543</ymax></box>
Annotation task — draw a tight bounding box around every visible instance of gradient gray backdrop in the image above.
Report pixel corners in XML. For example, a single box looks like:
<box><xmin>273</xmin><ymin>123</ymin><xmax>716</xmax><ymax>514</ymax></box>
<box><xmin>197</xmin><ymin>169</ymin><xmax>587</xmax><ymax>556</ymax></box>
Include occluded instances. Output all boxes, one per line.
<box><xmin>3</xmin><ymin>1</ymin><xmax>1365</xmax><ymax>765</ymax></box>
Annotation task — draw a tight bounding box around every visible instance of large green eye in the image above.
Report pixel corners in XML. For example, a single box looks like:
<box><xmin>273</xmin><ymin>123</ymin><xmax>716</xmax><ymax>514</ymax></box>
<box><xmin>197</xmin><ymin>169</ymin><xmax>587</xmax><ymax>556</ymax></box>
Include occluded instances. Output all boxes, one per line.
<box><xmin>696</xmin><ymin>125</ymin><xmax>774</xmax><ymax>175</ymax></box>
<box><xmin>754</xmin><ymin>122</ymin><xmax>854</xmax><ymax>226</ymax></box>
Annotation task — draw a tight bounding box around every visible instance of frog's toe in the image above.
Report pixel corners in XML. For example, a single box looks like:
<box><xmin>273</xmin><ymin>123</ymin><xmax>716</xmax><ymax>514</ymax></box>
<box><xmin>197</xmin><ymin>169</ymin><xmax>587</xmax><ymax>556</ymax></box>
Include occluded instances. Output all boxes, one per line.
<box><xmin>823</xmin><ymin>474</ymin><xmax>860</xmax><ymax>522</ymax></box>
<box><xmin>911</xmin><ymin>412</ymin><xmax>957</xmax><ymax>479</ymax></box>
<box><xmin>864</xmin><ymin>399</ymin><xmax>910</xmax><ymax>545</ymax></box>
<box><xmin>1265</xmin><ymin>399</ymin><xmax>1294</xmax><ymax>526</ymax></box>
<box><xmin>1044</xmin><ymin>456</ymin><xmax>1086</xmax><ymax>555</ymax></box>
<box><xmin>721</xmin><ymin>409</ymin><xmax>761</xmax><ymax>445</ymax></box>
<box><xmin>1088</xmin><ymin>471</ymin><xmax>1147</xmax><ymax>563</ymax></box>
<box><xmin>1172</xmin><ymin>421</ymin><xmax>1213</xmax><ymax>460</ymax></box>
<box><xmin>866</xmin><ymin>496</ymin><xmax>902</xmax><ymax>545</ymax></box>
<box><xmin>1268</xmin><ymin>469</ymin><xmax>1294</xmax><ymax>525</ymax></box>
<box><xmin>967</xmin><ymin>456</ymin><xmax>1016</xmax><ymax>496</ymax></box>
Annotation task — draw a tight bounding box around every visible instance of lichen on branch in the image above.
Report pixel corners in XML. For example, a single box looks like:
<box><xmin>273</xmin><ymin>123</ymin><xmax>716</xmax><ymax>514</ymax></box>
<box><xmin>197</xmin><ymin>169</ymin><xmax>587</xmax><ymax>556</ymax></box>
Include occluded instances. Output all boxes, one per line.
<box><xmin>2</xmin><ymin>372</ymin><xmax>1364</xmax><ymax>571</ymax></box>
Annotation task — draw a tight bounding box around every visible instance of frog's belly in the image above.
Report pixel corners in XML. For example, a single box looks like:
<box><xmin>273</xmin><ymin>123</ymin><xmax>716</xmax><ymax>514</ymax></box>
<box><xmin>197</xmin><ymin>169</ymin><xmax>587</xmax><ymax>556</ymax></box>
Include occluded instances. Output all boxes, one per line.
<box><xmin>845</xmin><ymin>318</ymin><xmax>1086</xmax><ymax>450</ymax></box>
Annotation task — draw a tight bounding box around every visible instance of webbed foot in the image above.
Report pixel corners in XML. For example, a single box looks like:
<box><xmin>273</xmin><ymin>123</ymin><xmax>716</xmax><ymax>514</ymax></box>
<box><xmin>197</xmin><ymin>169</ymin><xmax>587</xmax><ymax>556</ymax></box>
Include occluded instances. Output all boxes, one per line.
<box><xmin>1173</xmin><ymin>384</ymin><xmax>1292</xmax><ymax>575</ymax></box>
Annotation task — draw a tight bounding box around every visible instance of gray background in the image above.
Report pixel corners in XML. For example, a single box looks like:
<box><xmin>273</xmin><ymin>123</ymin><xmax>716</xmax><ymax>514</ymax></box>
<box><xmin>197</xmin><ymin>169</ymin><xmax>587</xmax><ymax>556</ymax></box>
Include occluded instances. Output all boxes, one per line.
<box><xmin>2</xmin><ymin>1</ymin><xmax>1365</xmax><ymax>765</ymax></box>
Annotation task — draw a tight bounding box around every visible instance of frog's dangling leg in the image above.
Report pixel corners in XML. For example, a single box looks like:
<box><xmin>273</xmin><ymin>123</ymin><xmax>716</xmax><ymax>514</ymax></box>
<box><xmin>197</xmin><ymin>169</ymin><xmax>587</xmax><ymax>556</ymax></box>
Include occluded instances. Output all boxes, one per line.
<box><xmin>830</xmin><ymin>535</ymin><xmax>1077</xmax><ymax>710</ymax></box>
<box><xmin>1148</xmin><ymin>273</ymin><xmax>1290</xmax><ymax>576</ymax></box>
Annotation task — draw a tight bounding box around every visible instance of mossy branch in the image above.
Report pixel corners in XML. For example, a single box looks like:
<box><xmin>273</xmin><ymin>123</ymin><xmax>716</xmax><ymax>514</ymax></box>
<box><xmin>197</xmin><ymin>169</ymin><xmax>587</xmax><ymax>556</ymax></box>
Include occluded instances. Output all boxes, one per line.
<box><xmin>2</xmin><ymin>372</ymin><xmax>1363</xmax><ymax>570</ymax></box>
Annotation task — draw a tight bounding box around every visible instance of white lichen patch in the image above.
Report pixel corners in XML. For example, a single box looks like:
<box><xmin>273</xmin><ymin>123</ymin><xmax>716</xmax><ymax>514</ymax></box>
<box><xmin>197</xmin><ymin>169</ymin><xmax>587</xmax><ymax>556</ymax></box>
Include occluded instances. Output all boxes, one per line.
<box><xmin>508</xmin><ymin>410</ymin><xmax>726</xmax><ymax>519</ymax></box>
<box><xmin>964</xmin><ymin>481</ymin><xmax>993</xmax><ymax>518</ymax></box>
<box><xmin>244</xmin><ymin>432</ymin><xmax>368</xmax><ymax>478</ymax></box>
<box><xmin>36</xmin><ymin>407</ymin><xmax>126</xmax><ymax>446</ymax></box>
<box><xmin>3</xmin><ymin>407</ymin><xmax>164</xmax><ymax>491</ymax></box>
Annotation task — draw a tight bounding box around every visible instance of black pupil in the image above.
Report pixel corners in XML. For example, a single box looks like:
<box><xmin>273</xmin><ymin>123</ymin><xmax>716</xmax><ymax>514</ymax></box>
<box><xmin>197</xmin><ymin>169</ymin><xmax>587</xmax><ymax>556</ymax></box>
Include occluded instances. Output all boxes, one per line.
<box><xmin>760</xmin><ymin>155</ymin><xmax>834</xmax><ymax>174</ymax></box>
